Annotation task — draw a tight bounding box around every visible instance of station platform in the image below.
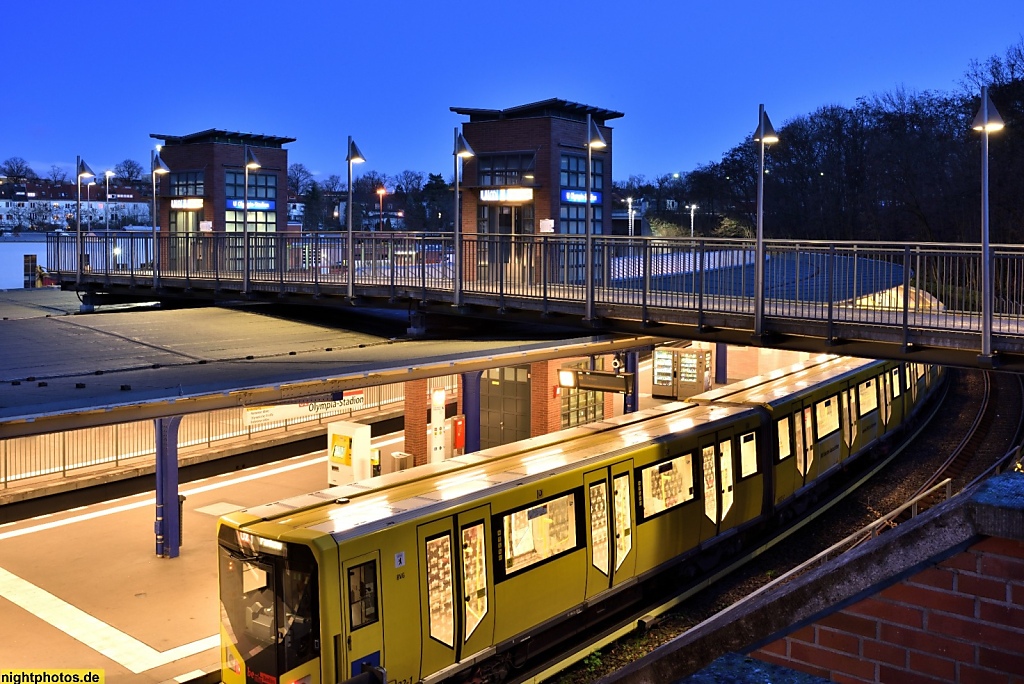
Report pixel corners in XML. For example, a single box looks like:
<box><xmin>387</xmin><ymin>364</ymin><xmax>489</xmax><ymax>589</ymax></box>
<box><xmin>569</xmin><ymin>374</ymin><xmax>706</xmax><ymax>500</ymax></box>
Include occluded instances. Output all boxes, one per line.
<box><xmin>0</xmin><ymin>449</ymin><xmax>333</xmax><ymax>683</ymax></box>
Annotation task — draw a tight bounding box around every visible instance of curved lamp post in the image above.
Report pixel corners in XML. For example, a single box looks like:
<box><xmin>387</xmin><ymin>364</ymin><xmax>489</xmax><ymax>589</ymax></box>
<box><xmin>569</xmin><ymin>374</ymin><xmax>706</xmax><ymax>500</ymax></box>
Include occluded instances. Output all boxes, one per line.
<box><xmin>150</xmin><ymin>149</ymin><xmax>170</xmax><ymax>289</ymax></box>
<box><xmin>376</xmin><ymin>187</ymin><xmax>386</xmax><ymax>231</ymax></box>
<box><xmin>972</xmin><ymin>86</ymin><xmax>1004</xmax><ymax>364</ymax></box>
<box><xmin>242</xmin><ymin>145</ymin><xmax>261</xmax><ymax>294</ymax></box>
<box><xmin>75</xmin><ymin>157</ymin><xmax>95</xmax><ymax>286</ymax></box>
<box><xmin>346</xmin><ymin>136</ymin><xmax>365</xmax><ymax>299</ymax></box>
<box><xmin>585</xmin><ymin>112</ymin><xmax>607</xmax><ymax>321</ymax></box>
<box><xmin>753</xmin><ymin>104</ymin><xmax>778</xmax><ymax>341</ymax></box>
<box><xmin>453</xmin><ymin>128</ymin><xmax>475</xmax><ymax>307</ymax></box>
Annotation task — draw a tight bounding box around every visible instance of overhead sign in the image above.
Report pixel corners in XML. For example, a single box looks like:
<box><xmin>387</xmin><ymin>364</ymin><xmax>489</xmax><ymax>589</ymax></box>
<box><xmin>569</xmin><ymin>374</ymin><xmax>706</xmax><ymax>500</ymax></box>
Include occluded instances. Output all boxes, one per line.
<box><xmin>170</xmin><ymin>198</ymin><xmax>204</xmax><ymax>209</ymax></box>
<box><xmin>561</xmin><ymin>189</ymin><xmax>602</xmax><ymax>204</ymax></box>
<box><xmin>243</xmin><ymin>390</ymin><xmax>365</xmax><ymax>427</ymax></box>
<box><xmin>227</xmin><ymin>199</ymin><xmax>276</xmax><ymax>211</ymax></box>
<box><xmin>558</xmin><ymin>369</ymin><xmax>635</xmax><ymax>394</ymax></box>
<box><xmin>479</xmin><ymin>187</ymin><xmax>534</xmax><ymax>203</ymax></box>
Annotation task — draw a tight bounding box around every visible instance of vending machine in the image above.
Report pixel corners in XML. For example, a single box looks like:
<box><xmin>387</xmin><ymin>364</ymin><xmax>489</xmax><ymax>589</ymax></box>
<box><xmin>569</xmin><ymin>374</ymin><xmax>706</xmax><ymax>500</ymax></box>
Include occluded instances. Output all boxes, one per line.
<box><xmin>651</xmin><ymin>344</ymin><xmax>714</xmax><ymax>400</ymax></box>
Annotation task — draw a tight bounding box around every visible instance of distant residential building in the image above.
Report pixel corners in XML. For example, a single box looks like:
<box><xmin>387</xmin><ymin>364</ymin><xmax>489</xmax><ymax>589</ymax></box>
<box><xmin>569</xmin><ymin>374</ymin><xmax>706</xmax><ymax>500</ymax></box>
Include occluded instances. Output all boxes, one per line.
<box><xmin>0</xmin><ymin>178</ymin><xmax>150</xmax><ymax>231</ymax></box>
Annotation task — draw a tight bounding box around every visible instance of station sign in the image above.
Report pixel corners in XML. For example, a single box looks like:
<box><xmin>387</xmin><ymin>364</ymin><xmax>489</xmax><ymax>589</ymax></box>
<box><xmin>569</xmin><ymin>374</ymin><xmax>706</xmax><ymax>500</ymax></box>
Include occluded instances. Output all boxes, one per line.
<box><xmin>561</xmin><ymin>189</ymin><xmax>602</xmax><ymax>204</ymax></box>
<box><xmin>558</xmin><ymin>369</ymin><xmax>635</xmax><ymax>394</ymax></box>
<box><xmin>479</xmin><ymin>188</ymin><xmax>533</xmax><ymax>203</ymax></box>
<box><xmin>170</xmin><ymin>198</ymin><xmax>204</xmax><ymax>209</ymax></box>
<box><xmin>226</xmin><ymin>199</ymin><xmax>276</xmax><ymax>211</ymax></box>
<box><xmin>243</xmin><ymin>390</ymin><xmax>365</xmax><ymax>427</ymax></box>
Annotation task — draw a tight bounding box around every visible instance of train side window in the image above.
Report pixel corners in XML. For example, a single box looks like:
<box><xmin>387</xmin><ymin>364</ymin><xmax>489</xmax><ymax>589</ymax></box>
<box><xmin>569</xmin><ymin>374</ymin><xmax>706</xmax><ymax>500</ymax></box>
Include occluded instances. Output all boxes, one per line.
<box><xmin>739</xmin><ymin>432</ymin><xmax>758</xmax><ymax>477</ymax></box>
<box><xmin>891</xmin><ymin>368</ymin><xmax>902</xmax><ymax>398</ymax></box>
<box><xmin>498</xmin><ymin>492</ymin><xmax>578</xmax><ymax>577</ymax></box>
<box><xmin>815</xmin><ymin>396</ymin><xmax>840</xmax><ymax>439</ymax></box>
<box><xmin>637</xmin><ymin>454</ymin><xmax>694</xmax><ymax>520</ymax></box>
<box><xmin>347</xmin><ymin>560</ymin><xmax>379</xmax><ymax>631</ymax></box>
<box><xmin>858</xmin><ymin>378</ymin><xmax>878</xmax><ymax>416</ymax></box>
<box><xmin>589</xmin><ymin>481</ymin><xmax>609</xmax><ymax>576</ymax></box>
<box><xmin>776</xmin><ymin>417</ymin><xmax>792</xmax><ymax>461</ymax></box>
<box><xmin>425</xmin><ymin>534</ymin><xmax>455</xmax><ymax>647</ymax></box>
<box><xmin>461</xmin><ymin>523</ymin><xmax>487</xmax><ymax>641</ymax></box>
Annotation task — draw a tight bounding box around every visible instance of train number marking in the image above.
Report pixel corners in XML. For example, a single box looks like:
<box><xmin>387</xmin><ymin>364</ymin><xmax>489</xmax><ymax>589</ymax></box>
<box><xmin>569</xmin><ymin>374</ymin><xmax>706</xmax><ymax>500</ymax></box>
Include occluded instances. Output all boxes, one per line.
<box><xmin>395</xmin><ymin>551</ymin><xmax>406</xmax><ymax>569</ymax></box>
<box><xmin>536</xmin><ymin>489</ymin><xmax>543</xmax><ymax>499</ymax></box>
<box><xmin>396</xmin><ymin>572</ymin><xmax>406</xmax><ymax>581</ymax></box>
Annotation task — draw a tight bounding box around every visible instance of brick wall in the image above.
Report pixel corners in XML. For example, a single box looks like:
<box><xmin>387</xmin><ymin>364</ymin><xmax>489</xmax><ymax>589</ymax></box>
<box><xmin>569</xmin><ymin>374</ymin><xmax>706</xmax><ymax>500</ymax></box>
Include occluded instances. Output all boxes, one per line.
<box><xmin>404</xmin><ymin>378</ymin><xmax>428</xmax><ymax>465</ymax></box>
<box><xmin>753</xmin><ymin>536</ymin><xmax>1024</xmax><ymax>683</ymax></box>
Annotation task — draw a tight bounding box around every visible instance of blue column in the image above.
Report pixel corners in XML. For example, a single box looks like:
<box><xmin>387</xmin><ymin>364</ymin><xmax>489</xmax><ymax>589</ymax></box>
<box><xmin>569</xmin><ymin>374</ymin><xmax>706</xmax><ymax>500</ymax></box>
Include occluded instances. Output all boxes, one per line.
<box><xmin>154</xmin><ymin>415</ymin><xmax>183</xmax><ymax>558</ymax></box>
<box><xmin>624</xmin><ymin>350</ymin><xmax>639</xmax><ymax>413</ymax></box>
<box><xmin>461</xmin><ymin>370</ymin><xmax>482</xmax><ymax>454</ymax></box>
<box><xmin>715</xmin><ymin>343</ymin><xmax>728</xmax><ymax>384</ymax></box>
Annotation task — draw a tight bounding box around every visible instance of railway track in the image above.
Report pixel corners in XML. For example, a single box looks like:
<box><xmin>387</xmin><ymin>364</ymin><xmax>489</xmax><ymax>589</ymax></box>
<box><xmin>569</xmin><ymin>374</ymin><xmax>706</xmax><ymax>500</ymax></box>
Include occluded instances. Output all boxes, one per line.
<box><xmin>544</xmin><ymin>367</ymin><xmax>1024</xmax><ymax>684</ymax></box>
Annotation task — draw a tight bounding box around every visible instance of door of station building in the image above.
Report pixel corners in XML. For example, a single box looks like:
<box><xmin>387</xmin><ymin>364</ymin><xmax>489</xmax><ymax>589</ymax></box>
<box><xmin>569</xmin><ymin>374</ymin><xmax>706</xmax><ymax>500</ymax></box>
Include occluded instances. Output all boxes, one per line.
<box><xmin>479</xmin><ymin>365</ymin><xmax>531</xmax><ymax>450</ymax></box>
<box><xmin>479</xmin><ymin>205</ymin><xmax>533</xmax><ymax>283</ymax></box>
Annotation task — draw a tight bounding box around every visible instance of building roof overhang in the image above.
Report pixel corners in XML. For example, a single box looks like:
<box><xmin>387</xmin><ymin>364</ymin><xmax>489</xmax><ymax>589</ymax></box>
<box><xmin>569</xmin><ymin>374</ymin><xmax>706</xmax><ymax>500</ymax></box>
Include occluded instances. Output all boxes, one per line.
<box><xmin>451</xmin><ymin>98</ymin><xmax>624</xmax><ymax>125</ymax></box>
<box><xmin>150</xmin><ymin>129</ymin><xmax>296</xmax><ymax>148</ymax></box>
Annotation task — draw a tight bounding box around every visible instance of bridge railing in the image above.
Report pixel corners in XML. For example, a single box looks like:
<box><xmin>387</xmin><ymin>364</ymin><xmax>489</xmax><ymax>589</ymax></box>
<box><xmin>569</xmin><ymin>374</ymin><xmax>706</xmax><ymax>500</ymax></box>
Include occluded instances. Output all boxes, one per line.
<box><xmin>47</xmin><ymin>231</ymin><xmax>1024</xmax><ymax>344</ymax></box>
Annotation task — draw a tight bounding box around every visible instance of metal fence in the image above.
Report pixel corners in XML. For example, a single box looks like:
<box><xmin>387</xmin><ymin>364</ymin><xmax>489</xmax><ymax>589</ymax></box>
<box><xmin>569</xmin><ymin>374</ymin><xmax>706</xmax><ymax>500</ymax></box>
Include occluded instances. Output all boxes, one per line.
<box><xmin>1</xmin><ymin>375</ymin><xmax>455</xmax><ymax>488</ymax></box>
<box><xmin>48</xmin><ymin>230</ymin><xmax>1024</xmax><ymax>346</ymax></box>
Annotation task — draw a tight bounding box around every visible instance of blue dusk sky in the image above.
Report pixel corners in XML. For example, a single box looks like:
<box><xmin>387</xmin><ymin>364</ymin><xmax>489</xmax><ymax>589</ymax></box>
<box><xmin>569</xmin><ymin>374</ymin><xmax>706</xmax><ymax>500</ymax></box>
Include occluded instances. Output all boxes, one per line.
<box><xmin>3</xmin><ymin>1</ymin><xmax>1021</xmax><ymax>185</ymax></box>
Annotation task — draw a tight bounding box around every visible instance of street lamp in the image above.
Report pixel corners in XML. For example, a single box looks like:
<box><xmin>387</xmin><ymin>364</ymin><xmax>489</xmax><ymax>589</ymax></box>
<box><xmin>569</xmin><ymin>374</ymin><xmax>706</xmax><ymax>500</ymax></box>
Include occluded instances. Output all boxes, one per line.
<box><xmin>585</xmin><ymin>112</ymin><xmax>607</xmax><ymax>321</ymax></box>
<box><xmin>687</xmin><ymin>203</ymin><xmax>698</xmax><ymax>239</ymax></box>
<box><xmin>242</xmin><ymin>144</ymin><xmax>261</xmax><ymax>294</ymax></box>
<box><xmin>376</xmin><ymin>187</ymin><xmax>386</xmax><ymax>231</ymax></box>
<box><xmin>753</xmin><ymin>104</ymin><xmax>778</xmax><ymax>341</ymax></box>
<box><xmin>104</xmin><ymin>170</ymin><xmax>115</xmax><ymax>231</ymax></box>
<box><xmin>972</xmin><ymin>85</ymin><xmax>1004</xmax><ymax>363</ymax></box>
<box><xmin>75</xmin><ymin>157</ymin><xmax>95</xmax><ymax>286</ymax></box>
<box><xmin>150</xmin><ymin>148</ymin><xmax>170</xmax><ymax>289</ymax></box>
<box><xmin>453</xmin><ymin>128</ymin><xmax>475</xmax><ymax>307</ymax></box>
<box><xmin>346</xmin><ymin>136</ymin><xmax>365</xmax><ymax>300</ymax></box>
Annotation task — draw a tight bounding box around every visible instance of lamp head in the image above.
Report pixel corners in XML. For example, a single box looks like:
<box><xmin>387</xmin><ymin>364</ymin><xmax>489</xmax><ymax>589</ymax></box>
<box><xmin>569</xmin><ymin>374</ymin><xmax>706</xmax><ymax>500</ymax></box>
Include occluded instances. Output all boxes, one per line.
<box><xmin>77</xmin><ymin>158</ymin><xmax>95</xmax><ymax>179</ymax></box>
<box><xmin>588</xmin><ymin>118</ymin><xmax>607</xmax><ymax>149</ymax></box>
<box><xmin>152</xmin><ymin>151</ymin><xmax>170</xmax><ymax>175</ymax></box>
<box><xmin>972</xmin><ymin>90</ymin><xmax>1005</xmax><ymax>132</ymax></box>
<box><xmin>347</xmin><ymin>139</ymin><xmax>366</xmax><ymax>164</ymax></box>
<box><xmin>376</xmin><ymin>187</ymin><xmax>386</xmax><ymax>197</ymax></box>
<box><xmin>104</xmin><ymin>170</ymin><xmax>115</xmax><ymax>178</ymax></box>
<box><xmin>244</xmin><ymin>146</ymin><xmax>261</xmax><ymax>170</ymax></box>
<box><xmin>455</xmin><ymin>133</ymin><xmax>475</xmax><ymax>158</ymax></box>
<box><xmin>754</xmin><ymin>109</ymin><xmax>779</xmax><ymax>144</ymax></box>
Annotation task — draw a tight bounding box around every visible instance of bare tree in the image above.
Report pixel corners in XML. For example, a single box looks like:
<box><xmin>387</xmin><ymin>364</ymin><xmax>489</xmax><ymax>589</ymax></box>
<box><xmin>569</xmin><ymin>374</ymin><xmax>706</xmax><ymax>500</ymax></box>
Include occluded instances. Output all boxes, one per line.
<box><xmin>394</xmin><ymin>170</ymin><xmax>425</xmax><ymax>195</ymax></box>
<box><xmin>0</xmin><ymin>157</ymin><xmax>37</xmax><ymax>180</ymax></box>
<box><xmin>114</xmin><ymin>159</ymin><xmax>144</xmax><ymax>183</ymax></box>
<box><xmin>47</xmin><ymin>165</ymin><xmax>68</xmax><ymax>184</ymax></box>
<box><xmin>288</xmin><ymin>163</ymin><xmax>314</xmax><ymax>195</ymax></box>
<box><xmin>321</xmin><ymin>174</ymin><xmax>343</xmax><ymax>193</ymax></box>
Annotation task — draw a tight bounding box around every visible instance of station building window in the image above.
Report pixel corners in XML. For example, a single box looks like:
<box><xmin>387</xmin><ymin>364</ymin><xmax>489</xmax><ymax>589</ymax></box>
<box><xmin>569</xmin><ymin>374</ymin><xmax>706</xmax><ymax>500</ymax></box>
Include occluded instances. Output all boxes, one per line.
<box><xmin>477</xmin><ymin>153</ymin><xmax>536</xmax><ymax>187</ymax></box>
<box><xmin>170</xmin><ymin>171</ymin><xmax>204</xmax><ymax>197</ymax></box>
<box><xmin>560</xmin><ymin>359</ymin><xmax>603</xmax><ymax>428</ymax></box>
<box><xmin>560</xmin><ymin>155</ymin><xmax>602</xmax><ymax>190</ymax></box>
<box><xmin>224</xmin><ymin>171</ymin><xmax>277</xmax><ymax>233</ymax></box>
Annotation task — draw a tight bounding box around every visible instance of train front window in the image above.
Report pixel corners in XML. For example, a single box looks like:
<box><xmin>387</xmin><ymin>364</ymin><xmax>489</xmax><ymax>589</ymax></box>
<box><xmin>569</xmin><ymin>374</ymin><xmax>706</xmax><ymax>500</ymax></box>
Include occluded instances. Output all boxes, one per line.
<box><xmin>218</xmin><ymin>527</ymin><xmax>320</xmax><ymax>680</ymax></box>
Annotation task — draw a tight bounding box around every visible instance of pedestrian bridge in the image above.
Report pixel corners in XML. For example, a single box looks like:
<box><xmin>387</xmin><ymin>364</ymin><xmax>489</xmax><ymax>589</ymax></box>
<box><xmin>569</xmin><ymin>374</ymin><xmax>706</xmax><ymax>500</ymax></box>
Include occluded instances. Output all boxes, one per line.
<box><xmin>48</xmin><ymin>232</ymin><xmax>1024</xmax><ymax>371</ymax></box>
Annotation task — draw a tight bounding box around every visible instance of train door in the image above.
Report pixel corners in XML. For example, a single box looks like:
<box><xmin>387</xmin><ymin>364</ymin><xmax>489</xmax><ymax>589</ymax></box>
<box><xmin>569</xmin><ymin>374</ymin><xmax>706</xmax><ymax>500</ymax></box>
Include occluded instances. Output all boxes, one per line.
<box><xmin>698</xmin><ymin>435</ymin><xmax>719</xmax><ymax>542</ymax></box>
<box><xmin>583</xmin><ymin>463</ymin><xmax>635</xmax><ymax>597</ymax></box>
<box><xmin>792</xmin><ymin>404</ymin><xmax>816</xmax><ymax>489</ymax></box>
<box><xmin>716</xmin><ymin>433</ymin><xmax>737</xmax><ymax>532</ymax></box>
<box><xmin>457</xmin><ymin>506</ymin><xmax>494</xmax><ymax>660</ymax></box>
<box><xmin>417</xmin><ymin>506</ymin><xmax>494</xmax><ymax>677</ymax></box>
<box><xmin>773</xmin><ymin>414</ymin><xmax>796</xmax><ymax>505</ymax></box>
<box><xmin>879</xmin><ymin>371</ymin><xmax>893</xmax><ymax>433</ymax></box>
<box><xmin>842</xmin><ymin>387</ymin><xmax>858</xmax><ymax>458</ymax></box>
<box><xmin>610</xmin><ymin>461</ymin><xmax>636</xmax><ymax>586</ymax></box>
<box><xmin>890</xmin><ymin>366</ymin><xmax>906</xmax><ymax>425</ymax></box>
<box><xmin>342</xmin><ymin>551</ymin><xmax>384</xmax><ymax>679</ymax></box>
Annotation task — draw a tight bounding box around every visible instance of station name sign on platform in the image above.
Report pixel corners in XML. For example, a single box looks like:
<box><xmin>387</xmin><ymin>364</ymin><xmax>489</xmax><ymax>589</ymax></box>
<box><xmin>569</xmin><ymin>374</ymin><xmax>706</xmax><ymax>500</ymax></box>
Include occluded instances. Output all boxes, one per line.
<box><xmin>243</xmin><ymin>390</ymin><xmax>365</xmax><ymax>427</ymax></box>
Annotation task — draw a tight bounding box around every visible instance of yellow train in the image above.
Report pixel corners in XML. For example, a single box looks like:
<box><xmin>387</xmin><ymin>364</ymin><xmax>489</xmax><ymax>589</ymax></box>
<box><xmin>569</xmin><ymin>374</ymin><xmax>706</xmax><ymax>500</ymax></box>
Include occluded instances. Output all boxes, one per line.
<box><xmin>217</xmin><ymin>356</ymin><xmax>943</xmax><ymax>684</ymax></box>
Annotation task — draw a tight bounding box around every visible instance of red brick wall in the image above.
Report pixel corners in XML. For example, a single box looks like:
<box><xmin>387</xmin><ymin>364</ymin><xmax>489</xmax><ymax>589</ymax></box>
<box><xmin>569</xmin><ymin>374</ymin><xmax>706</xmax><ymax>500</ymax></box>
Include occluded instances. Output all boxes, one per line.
<box><xmin>404</xmin><ymin>378</ymin><xmax>428</xmax><ymax>466</ymax></box>
<box><xmin>753</xmin><ymin>536</ymin><xmax>1024</xmax><ymax>682</ymax></box>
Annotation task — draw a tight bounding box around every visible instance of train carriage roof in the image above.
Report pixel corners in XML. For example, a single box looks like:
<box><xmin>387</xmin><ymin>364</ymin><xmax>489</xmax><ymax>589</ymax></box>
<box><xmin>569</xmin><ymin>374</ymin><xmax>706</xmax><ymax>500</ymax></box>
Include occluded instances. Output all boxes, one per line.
<box><xmin>688</xmin><ymin>356</ymin><xmax>882</xmax><ymax>409</ymax></box>
<box><xmin>243</xmin><ymin>403</ymin><xmax>756</xmax><ymax>543</ymax></box>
